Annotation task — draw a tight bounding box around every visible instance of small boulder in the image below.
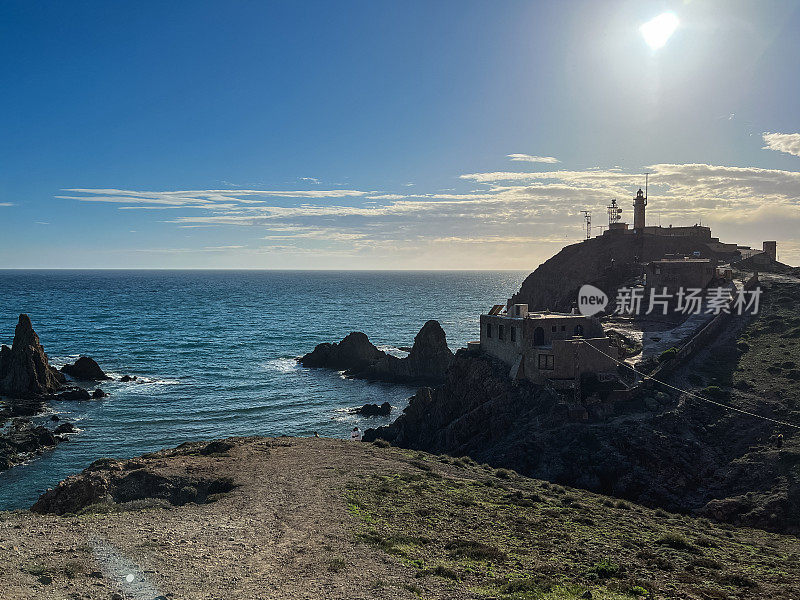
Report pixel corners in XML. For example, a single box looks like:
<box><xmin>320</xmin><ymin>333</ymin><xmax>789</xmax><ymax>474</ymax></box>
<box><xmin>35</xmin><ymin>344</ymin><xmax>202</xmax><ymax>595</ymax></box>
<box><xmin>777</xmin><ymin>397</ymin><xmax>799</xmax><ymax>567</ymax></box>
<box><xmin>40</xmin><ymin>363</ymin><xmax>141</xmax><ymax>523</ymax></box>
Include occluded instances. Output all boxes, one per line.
<box><xmin>355</xmin><ymin>402</ymin><xmax>392</xmax><ymax>417</ymax></box>
<box><xmin>119</xmin><ymin>375</ymin><xmax>137</xmax><ymax>382</ymax></box>
<box><xmin>52</xmin><ymin>387</ymin><xmax>91</xmax><ymax>401</ymax></box>
<box><xmin>61</xmin><ymin>356</ymin><xmax>110</xmax><ymax>381</ymax></box>
<box><xmin>92</xmin><ymin>388</ymin><xmax>107</xmax><ymax>399</ymax></box>
<box><xmin>54</xmin><ymin>422</ymin><xmax>77</xmax><ymax>435</ymax></box>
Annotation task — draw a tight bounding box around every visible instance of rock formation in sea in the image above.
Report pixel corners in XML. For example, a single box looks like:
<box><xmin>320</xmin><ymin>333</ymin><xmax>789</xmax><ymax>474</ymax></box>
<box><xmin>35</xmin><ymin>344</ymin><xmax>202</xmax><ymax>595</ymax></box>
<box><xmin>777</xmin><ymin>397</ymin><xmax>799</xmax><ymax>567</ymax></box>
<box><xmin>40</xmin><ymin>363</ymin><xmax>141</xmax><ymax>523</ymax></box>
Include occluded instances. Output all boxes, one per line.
<box><xmin>355</xmin><ymin>402</ymin><xmax>391</xmax><ymax>416</ymax></box>
<box><xmin>0</xmin><ymin>314</ymin><xmax>65</xmax><ymax>399</ymax></box>
<box><xmin>61</xmin><ymin>356</ymin><xmax>111</xmax><ymax>381</ymax></box>
<box><xmin>299</xmin><ymin>331</ymin><xmax>386</xmax><ymax>370</ymax></box>
<box><xmin>299</xmin><ymin>320</ymin><xmax>454</xmax><ymax>385</ymax></box>
<box><xmin>350</xmin><ymin>320</ymin><xmax>454</xmax><ymax>385</ymax></box>
<box><xmin>0</xmin><ymin>419</ymin><xmax>62</xmax><ymax>471</ymax></box>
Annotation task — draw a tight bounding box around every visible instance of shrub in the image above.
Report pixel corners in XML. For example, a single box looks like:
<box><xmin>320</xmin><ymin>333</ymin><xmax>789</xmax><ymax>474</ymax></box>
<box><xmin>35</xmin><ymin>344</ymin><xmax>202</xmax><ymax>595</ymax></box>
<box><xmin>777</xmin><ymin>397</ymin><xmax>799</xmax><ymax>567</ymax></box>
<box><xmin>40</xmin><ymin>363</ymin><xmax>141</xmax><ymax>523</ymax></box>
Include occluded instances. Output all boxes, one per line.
<box><xmin>658</xmin><ymin>347</ymin><xmax>679</xmax><ymax>362</ymax></box>
<box><xmin>656</xmin><ymin>532</ymin><xmax>694</xmax><ymax>551</ymax></box>
<box><xmin>372</xmin><ymin>439</ymin><xmax>390</xmax><ymax>448</ymax></box>
<box><xmin>445</xmin><ymin>539</ymin><xmax>506</xmax><ymax>561</ymax></box>
<box><xmin>589</xmin><ymin>559</ymin><xmax>622</xmax><ymax>578</ymax></box>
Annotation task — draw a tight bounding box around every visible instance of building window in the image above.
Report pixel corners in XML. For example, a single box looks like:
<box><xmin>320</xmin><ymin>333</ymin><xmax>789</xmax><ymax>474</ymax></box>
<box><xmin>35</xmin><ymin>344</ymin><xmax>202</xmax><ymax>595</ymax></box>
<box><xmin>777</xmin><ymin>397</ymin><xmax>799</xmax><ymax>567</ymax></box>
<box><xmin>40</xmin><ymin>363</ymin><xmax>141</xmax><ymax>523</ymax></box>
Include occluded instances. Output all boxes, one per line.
<box><xmin>498</xmin><ymin>324</ymin><xmax>505</xmax><ymax>341</ymax></box>
<box><xmin>533</xmin><ymin>327</ymin><xmax>544</xmax><ymax>346</ymax></box>
<box><xmin>551</xmin><ymin>325</ymin><xmax>557</xmax><ymax>333</ymax></box>
<box><xmin>510</xmin><ymin>326</ymin><xmax>516</xmax><ymax>342</ymax></box>
<box><xmin>538</xmin><ymin>354</ymin><xmax>554</xmax><ymax>370</ymax></box>
<box><xmin>574</xmin><ymin>324</ymin><xmax>584</xmax><ymax>337</ymax></box>
<box><xmin>486</xmin><ymin>323</ymin><xmax>492</xmax><ymax>338</ymax></box>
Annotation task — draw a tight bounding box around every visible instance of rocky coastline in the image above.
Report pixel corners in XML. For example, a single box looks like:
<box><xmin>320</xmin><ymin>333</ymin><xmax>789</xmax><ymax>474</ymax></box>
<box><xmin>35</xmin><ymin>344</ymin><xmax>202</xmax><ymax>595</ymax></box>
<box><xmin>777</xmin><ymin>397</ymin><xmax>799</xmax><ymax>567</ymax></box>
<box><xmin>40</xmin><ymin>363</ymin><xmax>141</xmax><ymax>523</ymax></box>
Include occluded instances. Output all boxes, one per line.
<box><xmin>0</xmin><ymin>315</ymin><xmax>126</xmax><ymax>473</ymax></box>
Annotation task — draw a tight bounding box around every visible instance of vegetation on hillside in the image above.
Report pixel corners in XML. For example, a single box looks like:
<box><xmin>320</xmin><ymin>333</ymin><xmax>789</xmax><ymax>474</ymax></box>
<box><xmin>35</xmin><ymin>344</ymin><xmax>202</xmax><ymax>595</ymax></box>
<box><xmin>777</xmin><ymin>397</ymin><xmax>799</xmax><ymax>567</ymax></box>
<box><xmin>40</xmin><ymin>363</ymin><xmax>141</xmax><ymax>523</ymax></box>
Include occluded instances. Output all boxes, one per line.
<box><xmin>348</xmin><ymin>448</ymin><xmax>800</xmax><ymax>599</ymax></box>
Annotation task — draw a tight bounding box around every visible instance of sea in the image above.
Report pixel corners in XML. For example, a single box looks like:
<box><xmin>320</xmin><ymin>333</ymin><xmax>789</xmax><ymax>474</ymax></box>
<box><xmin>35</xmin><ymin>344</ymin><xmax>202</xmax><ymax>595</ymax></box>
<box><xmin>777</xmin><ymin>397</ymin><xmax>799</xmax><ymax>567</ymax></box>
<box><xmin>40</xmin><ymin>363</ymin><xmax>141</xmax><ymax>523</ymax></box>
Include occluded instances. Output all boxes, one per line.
<box><xmin>0</xmin><ymin>270</ymin><xmax>526</xmax><ymax>510</ymax></box>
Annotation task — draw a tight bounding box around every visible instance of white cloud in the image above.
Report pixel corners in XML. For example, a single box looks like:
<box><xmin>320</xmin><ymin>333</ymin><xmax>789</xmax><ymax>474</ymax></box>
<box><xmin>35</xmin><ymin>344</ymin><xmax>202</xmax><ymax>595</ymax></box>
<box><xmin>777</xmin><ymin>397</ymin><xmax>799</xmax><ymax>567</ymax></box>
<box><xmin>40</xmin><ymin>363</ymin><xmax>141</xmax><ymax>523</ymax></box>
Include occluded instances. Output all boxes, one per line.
<box><xmin>57</xmin><ymin>161</ymin><xmax>800</xmax><ymax>268</ymax></box>
<box><xmin>0</xmin><ymin>202</ymin><xmax>13</xmax><ymax>207</ymax></box>
<box><xmin>762</xmin><ymin>132</ymin><xmax>800</xmax><ymax>158</ymax></box>
<box><xmin>507</xmin><ymin>154</ymin><xmax>560</xmax><ymax>163</ymax></box>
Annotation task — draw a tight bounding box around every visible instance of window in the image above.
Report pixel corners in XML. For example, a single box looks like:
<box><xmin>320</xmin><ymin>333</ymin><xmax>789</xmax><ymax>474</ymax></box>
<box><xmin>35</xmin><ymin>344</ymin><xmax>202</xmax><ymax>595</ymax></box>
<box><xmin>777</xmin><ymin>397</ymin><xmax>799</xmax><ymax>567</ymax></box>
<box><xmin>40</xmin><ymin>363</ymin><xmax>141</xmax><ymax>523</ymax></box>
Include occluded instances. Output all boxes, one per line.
<box><xmin>498</xmin><ymin>324</ymin><xmax>505</xmax><ymax>341</ymax></box>
<box><xmin>510</xmin><ymin>326</ymin><xmax>516</xmax><ymax>342</ymax></box>
<box><xmin>486</xmin><ymin>323</ymin><xmax>492</xmax><ymax>338</ymax></box>
<box><xmin>551</xmin><ymin>325</ymin><xmax>557</xmax><ymax>333</ymax></box>
<box><xmin>538</xmin><ymin>354</ymin><xmax>555</xmax><ymax>370</ymax></box>
<box><xmin>533</xmin><ymin>327</ymin><xmax>544</xmax><ymax>346</ymax></box>
<box><xmin>574</xmin><ymin>324</ymin><xmax>584</xmax><ymax>336</ymax></box>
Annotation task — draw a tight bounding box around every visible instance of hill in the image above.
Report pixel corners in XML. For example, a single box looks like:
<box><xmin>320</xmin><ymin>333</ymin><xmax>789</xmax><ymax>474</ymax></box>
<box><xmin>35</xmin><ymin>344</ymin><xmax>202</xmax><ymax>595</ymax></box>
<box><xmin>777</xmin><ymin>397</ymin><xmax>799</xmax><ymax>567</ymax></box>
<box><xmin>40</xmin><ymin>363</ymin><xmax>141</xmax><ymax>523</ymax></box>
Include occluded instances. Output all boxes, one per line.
<box><xmin>1</xmin><ymin>437</ymin><xmax>798</xmax><ymax>599</ymax></box>
<box><xmin>510</xmin><ymin>233</ymin><xmax>738</xmax><ymax>312</ymax></box>
<box><xmin>367</xmin><ymin>273</ymin><xmax>800</xmax><ymax>535</ymax></box>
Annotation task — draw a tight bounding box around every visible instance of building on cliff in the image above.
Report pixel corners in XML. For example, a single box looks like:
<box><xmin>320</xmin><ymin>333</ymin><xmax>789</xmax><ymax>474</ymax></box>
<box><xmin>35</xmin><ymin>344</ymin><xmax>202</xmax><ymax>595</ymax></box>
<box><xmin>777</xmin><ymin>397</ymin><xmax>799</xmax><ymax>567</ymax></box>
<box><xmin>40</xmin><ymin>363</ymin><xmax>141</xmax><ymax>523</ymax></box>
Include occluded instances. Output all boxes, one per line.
<box><xmin>644</xmin><ymin>257</ymin><xmax>716</xmax><ymax>293</ymax></box>
<box><xmin>476</xmin><ymin>304</ymin><xmax>617</xmax><ymax>388</ymax></box>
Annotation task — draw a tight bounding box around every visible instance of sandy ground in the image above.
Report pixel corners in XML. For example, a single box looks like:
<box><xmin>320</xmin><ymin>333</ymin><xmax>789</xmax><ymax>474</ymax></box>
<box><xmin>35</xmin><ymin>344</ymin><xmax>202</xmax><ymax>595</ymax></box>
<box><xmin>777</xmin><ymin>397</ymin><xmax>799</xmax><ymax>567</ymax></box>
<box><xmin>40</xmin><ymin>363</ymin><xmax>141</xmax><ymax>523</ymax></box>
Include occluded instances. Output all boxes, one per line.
<box><xmin>0</xmin><ymin>437</ymin><xmax>443</xmax><ymax>600</ymax></box>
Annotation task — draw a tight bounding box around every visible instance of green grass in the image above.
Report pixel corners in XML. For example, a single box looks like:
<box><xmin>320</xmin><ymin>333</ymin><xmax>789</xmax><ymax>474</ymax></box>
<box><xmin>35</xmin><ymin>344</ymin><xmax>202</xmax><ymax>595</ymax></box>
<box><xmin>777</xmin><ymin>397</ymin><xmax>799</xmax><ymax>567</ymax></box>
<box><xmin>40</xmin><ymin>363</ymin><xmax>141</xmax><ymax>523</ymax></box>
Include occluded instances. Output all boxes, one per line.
<box><xmin>346</xmin><ymin>449</ymin><xmax>800</xmax><ymax>599</ymax></box>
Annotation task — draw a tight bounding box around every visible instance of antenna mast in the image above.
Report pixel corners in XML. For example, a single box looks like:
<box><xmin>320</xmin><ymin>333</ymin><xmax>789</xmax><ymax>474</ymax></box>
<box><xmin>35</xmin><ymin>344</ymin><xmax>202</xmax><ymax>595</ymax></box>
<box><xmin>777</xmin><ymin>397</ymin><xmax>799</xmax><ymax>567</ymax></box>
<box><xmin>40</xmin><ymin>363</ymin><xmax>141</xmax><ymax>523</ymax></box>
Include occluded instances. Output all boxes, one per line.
<box><xmin>580</xmin><ymin>210</ymin><xmax>591</xmax><ymax>240</ymax></box>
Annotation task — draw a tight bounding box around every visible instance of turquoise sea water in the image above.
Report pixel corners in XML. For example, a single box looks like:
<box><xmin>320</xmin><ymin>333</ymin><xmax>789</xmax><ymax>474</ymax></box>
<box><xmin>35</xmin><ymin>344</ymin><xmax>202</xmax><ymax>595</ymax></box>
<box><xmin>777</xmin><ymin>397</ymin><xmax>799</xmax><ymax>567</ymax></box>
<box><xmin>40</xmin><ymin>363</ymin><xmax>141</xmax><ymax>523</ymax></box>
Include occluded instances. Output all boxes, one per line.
<box><xmin>0</xmin><ymin>270</ymin><xmax>525</xmax><ymax>509</ymax></box>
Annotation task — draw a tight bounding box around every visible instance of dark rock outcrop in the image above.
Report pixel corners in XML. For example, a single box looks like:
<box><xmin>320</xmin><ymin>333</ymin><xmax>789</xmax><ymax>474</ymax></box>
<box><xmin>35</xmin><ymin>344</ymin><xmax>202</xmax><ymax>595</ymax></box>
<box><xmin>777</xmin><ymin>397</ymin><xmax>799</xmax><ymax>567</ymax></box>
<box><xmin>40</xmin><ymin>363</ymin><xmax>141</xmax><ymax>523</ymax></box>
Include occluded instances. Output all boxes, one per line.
<box><xmin>300</xmin><ymin>320</ymin><xmax>454</xmax><ymax>386</ymax></box>
<box><xmin>355</xmin><ymin>402</ymin><xmax>391</xmax><ymax>417</ymax></box>
<box><xmin>53</xmin><ymin>422</ymin><xmax>77</xmax><ymax>435</ymax></box>
<box><xmin>365</xmin><ymin>350</ymin><xmax>799</xmax><ymax>534</ymax></box>
<box><xmin>32</xmin><ymin>455</ymin><xmax>236</xmax><ymax>515</ymax></box>
<box><xmin>0</xmin><ymin>419</ymin><xmax>61</xmax><ymax>471</ymax></box>
<box><xmin>92</xmin><ymin>388</ymin><xmax>107</xmax><ymax>399</ymax></box>
<box><xmin>351</xmin><ymin>320</ymin><xmax>454</xmax><ymax>385</ymax></box>
<box><xmin>119</xmin><ymin>375</ymin><xmax>137</xmax><ymax>382</ymax></box>
<box><xmin>299</xmin><ymin>332</ymin><xmax>386</xmax><ymax>371</ymax></box>
<box><xmin>44</xmin><ymin>387</ymin><xmax>91</xmax><ymax>402</ymax></box>
<box><xmin>0</xmin><ymin>314</ymin><xmax>64</xmax><ymax>399</ymax></box>
<box><xmin>61</xmin><ymin>356</ymin><xmax>110</xmax><ymax>381</ymax></box>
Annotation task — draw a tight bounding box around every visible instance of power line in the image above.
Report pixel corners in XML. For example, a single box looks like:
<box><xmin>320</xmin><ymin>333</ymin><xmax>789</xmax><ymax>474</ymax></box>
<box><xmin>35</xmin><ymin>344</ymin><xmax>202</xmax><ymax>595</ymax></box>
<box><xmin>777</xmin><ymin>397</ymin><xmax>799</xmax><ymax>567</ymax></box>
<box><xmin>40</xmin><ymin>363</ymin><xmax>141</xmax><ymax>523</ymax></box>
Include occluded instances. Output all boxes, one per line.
<box><xmin>576</xmin><ymin>339</ymin><xmax>800</xmax><ymax>430</ymax></box>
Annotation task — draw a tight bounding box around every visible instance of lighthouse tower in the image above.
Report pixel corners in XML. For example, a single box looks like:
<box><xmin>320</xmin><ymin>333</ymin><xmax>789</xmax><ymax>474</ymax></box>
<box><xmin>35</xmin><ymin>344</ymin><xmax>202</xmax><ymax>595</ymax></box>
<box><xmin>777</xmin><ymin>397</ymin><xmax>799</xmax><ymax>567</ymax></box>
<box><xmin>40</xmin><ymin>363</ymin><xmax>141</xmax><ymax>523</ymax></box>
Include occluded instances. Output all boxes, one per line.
<box><xmin>633</xmin><ymin>188</ymin><xmax>647</xmax><ymax>231</ymax></box>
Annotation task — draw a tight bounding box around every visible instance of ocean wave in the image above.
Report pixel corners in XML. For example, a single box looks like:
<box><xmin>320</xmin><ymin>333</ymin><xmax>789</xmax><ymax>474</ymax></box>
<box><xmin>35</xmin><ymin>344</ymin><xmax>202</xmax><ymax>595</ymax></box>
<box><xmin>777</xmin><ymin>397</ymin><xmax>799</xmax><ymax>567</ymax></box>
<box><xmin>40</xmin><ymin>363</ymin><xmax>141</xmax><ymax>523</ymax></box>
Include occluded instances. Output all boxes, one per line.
<box><xmin>261</xmin><ymin>358</ymin><xmax>300</xmax><ymax>374</ymax></box>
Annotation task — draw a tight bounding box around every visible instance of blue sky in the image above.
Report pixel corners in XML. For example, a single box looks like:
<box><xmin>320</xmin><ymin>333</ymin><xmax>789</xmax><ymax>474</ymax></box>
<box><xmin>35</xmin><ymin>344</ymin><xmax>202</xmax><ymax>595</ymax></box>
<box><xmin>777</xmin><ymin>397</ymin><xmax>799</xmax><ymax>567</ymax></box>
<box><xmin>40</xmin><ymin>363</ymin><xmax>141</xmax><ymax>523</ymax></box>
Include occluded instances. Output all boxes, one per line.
<box><xmin>1</xmin><ymin>0</ymin><xmax>799</xmax><ymax>268</ymax></box>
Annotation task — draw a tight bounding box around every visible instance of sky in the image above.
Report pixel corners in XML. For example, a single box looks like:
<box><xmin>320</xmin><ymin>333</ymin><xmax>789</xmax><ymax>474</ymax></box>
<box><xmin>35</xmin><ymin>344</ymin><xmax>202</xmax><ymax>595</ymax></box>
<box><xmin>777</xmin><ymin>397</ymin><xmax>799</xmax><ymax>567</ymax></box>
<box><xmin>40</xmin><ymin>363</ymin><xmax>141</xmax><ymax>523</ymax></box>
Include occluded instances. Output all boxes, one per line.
<box><xmin>1</xmin><ymin>0</ymin><xmax>799</xmax><ymax>269</ymax></box>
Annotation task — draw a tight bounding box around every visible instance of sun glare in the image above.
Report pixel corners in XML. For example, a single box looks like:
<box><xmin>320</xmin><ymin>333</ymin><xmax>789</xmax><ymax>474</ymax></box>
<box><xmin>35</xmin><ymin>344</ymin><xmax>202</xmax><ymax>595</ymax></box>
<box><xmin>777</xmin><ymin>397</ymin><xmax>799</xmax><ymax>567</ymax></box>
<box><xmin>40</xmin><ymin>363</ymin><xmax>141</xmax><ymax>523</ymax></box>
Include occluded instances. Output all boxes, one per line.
<box><xmin>640</xmin><ymin>12</ymin><xmax>679</xmax><ymax>50</ymax></box>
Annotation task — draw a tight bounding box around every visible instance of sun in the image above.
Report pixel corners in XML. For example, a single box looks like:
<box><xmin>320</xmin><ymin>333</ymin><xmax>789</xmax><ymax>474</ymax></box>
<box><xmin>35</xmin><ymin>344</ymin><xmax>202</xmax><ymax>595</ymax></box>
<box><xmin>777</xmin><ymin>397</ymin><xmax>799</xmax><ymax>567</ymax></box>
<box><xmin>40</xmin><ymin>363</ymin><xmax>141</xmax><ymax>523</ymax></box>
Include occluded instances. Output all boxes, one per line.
<box><xmin>640</xmin><ymin>12</ymin><xmax>679</xmax><ymax>50</ymax></box>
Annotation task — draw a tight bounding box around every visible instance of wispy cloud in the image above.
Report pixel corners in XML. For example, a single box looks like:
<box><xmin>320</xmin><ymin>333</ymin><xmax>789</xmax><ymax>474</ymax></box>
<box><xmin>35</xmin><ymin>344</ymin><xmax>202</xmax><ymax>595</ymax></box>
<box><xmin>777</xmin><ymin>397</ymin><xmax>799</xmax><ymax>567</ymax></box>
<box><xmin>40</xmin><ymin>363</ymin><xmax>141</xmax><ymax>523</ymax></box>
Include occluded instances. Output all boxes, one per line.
<box><xmin>762</xmin><ymin>132</ymin><xmax>800</xmax><ymax>158</ymax></box>
<box><xmin>0</xmin><ymin>202</ymin><xmax>14</xmax><ymax>207</ymax></box>
<box><xmin>57</xmin><ymin>161</ymin><xmax>800</xmax><ymax>267</ymax></box>
<box><xmin>507</xmin><ymin>154</ymin><xmax>560</xmax><ymax>163</ymax></box>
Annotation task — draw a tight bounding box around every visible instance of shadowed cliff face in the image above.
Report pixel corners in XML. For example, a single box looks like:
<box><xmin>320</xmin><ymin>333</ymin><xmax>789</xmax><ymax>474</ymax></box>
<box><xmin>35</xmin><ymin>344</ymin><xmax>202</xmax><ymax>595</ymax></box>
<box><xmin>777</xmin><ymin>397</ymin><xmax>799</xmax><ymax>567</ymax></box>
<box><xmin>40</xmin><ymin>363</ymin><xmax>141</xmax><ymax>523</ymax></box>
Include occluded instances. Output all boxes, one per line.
<box><xmin>0</xmin><ymin>314</ymin><xmax>64</xmax><ymax>399</ymax></box>
<box><xmin>511</xmin><ymin>234</ymin><xmax>737</xmax><ymax>312</ymax></box>
<box><xmin>366</xmin><ymin>350</ymin><xmax>799</xmax><ymax>534</ymax></box>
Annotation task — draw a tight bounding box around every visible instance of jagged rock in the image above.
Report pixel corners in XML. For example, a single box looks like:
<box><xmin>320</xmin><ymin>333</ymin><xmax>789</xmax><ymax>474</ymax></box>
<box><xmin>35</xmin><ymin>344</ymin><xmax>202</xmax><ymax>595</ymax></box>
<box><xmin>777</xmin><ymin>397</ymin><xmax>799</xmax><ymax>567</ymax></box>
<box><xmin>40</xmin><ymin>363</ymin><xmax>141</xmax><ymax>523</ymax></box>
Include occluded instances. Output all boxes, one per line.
<box><xmin>352</xmin><ymin>320</ymin><xmax>454</xmax><ymax>385</ymax></box>
<box><xmin>0</xmin><ymin>419</ymin><xmax>61</xmax><ymax>471</ymax></box>
<box><xmin>44</xmin><ymin>387</ymin><xmax>91</xmax><ymax>402</ymax></box>
<box><xmin>0</xmin><ymin>314</ymin><xmax>64</xmax><ymax>399</ymax></box>
<box><xmin>355</xmin><ymin>402</ymin><xmax>391</xmax><ymax>416</ymax></box>
<box><xmin>92</xmin><ymin>388</ymin><xmax>107</xmax><ymax>399</ymax></box>
<box><xmin>300</xmin><ymin>321</ymin><xmax>454</xmax><ymax>386</ymax></box>
<box><xmin>54</xmin><ymin>423</ymin><xmax>77</xmax><ymax>435</ymax></box>
<box><xmin>299</xmin><ymin>332</ymin><xmax>386</xmax><ymax>370</ymax></box>
<box><xmin>119</xmin><ymin>375</ymin><xmax>137</xmax><ymax>382</ymax></box>
<box><xmin>61</xmin><ymin>356</ymin><xmax>110</xmax><ymax>381</ymax></box>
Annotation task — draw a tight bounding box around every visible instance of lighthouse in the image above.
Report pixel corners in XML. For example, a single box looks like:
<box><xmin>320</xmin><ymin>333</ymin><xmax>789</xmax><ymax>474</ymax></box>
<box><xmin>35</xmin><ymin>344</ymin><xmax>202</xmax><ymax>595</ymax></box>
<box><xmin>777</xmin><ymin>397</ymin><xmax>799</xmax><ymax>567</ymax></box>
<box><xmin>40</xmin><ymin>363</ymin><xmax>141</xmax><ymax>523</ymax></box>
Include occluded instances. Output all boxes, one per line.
<box><xmin>633</xmin><ymin>187</ymin><xmax>647</xmax><ymax>231</ymax></box>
